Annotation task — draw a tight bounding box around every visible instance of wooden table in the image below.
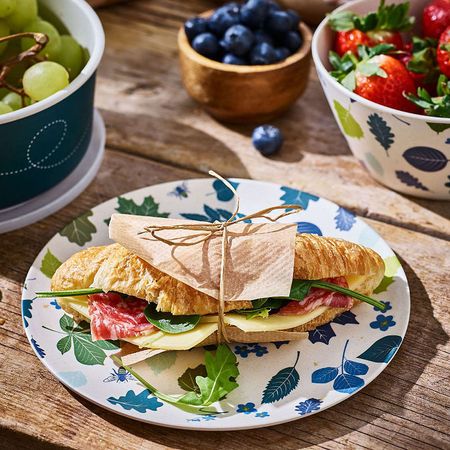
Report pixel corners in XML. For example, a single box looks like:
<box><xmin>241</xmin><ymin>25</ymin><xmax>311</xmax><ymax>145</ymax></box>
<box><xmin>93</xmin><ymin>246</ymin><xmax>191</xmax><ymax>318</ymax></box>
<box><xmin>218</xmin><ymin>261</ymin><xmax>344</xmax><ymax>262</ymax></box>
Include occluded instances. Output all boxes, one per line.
<box><xmin>1</xmin><ymin>1</ymin><xmax>449</xmax><ymax>448</ymax></box>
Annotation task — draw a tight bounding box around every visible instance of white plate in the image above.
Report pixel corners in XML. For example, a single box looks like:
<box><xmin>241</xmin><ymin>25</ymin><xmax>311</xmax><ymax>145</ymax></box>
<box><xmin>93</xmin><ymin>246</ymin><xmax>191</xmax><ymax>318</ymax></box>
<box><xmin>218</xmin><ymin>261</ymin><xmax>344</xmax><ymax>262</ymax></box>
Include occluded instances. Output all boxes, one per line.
<box><xmin>22</xmin><ymin>178</ymin><xmax>410</xmax><ymax>430</ymax></box>
<box><xmin>0</xmin><ymin>109</ymin><xmax>105</xmax><ymax>234</ymax></box>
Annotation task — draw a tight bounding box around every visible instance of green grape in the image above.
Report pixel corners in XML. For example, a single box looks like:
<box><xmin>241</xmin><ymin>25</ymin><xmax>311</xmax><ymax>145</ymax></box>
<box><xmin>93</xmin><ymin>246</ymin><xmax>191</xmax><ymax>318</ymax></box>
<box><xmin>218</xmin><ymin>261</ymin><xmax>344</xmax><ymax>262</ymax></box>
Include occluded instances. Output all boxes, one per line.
<box><xmin>0</xmin><ymin>18</ymin><xmax>9</xmax><ymax>55</ymax></box>
<box><xmin>0</xmin><ymin>101</ymin><xmax>13</xmax><ymax>114</ymax></box>
<box><xmin>23</xmin><ymin>61</ymin><xmax>69</xmax><ymax>101</ymax></box>
<box><xmin>6</xmin><ymin>0</ymin><xmax>37</xmax><ymax>32</ymax></box>
<box><xmin>22</xmin><ymin>19</ymin><xmax>61</xmax><ymax>60</ymax></box>
<box><xmin>0</xmin><ymin>0</ymin><xmax>16</xmax><ymax>18</ymax></box>
<box><xmin>2</xmin><ymin>91</ymin><xmax>29</xmax><ymax>110</ymax></box>
<box><xmin>56</xmin><ymin>35</ymin><xmax>83</xmax><ymax>80</ymax></box>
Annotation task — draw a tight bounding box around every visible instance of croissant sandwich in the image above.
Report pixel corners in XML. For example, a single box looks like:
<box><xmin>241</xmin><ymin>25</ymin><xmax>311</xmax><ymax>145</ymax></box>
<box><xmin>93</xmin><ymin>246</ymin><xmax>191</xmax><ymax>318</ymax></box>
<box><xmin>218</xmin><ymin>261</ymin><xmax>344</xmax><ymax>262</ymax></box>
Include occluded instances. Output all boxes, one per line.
<box><xmin>40</xmin><ymin>233</ymin><xmax>386</xmax><ymax>351</ymax></box>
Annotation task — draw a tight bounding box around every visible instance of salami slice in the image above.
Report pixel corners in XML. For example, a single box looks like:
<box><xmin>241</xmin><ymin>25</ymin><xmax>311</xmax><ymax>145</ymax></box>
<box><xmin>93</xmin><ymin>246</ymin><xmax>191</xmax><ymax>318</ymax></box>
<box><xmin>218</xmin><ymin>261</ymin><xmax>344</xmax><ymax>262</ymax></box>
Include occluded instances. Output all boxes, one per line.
<box><xmin>278</xmin><ymin>277</ymin><xmax>353</xmax><ymax>315</ymax></box>
<box><xmin>88</xmin><ymin>292</ymin><xmax>155</xmax><ymax>341</ymax></box>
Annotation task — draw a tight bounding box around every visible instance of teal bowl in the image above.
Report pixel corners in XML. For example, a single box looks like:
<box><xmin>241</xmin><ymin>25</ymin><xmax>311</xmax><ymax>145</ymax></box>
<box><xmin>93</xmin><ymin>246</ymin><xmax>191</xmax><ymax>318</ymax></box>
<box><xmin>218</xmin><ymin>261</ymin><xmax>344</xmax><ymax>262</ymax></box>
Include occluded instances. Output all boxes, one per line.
<box><xmin>0</xmin><ymin>0</ymin><xmax>104</xmax><ymax>209</ymax></box>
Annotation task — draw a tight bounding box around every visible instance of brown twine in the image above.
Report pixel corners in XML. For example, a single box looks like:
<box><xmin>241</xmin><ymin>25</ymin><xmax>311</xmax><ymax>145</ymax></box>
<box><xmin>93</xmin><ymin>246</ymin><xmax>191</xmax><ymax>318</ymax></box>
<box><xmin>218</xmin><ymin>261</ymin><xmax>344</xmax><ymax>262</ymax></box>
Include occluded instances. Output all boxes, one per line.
<box><xmin>141</xmin><ymin>170</ymin><xmax>302</xmax><ymax>344</ymax></box>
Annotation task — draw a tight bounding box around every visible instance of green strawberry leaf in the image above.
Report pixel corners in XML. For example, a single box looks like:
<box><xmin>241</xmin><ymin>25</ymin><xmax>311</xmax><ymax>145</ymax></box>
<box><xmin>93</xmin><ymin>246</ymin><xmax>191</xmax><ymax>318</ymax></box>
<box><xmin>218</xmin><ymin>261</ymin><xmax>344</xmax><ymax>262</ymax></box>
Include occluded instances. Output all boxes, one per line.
<box><xmin>328</xmin><ymin>11</ymin><xmax>356</xmax><ymax>31</ymax></box>
<box><xmin>57</xmin><ymin>335</ymin><xmax>72</xmax><ymax>355</ymax></box>
<box><xmin>178</xmin><ymin>364</ymin><xmax>207</xmax><ymax>393</ymax></box>
<box><xmin>60</xmin><ymin>211</ymin><xmax>96</xmax><ymax>246</ymax></box>
<box><xmin>333</xmin><ymin>100</ymin><xmax>364</xmax><ymax>139</ymax></box>
<box><xmin>341</xmin><ymin>70</ymin><xmax>356</xmax><ymax>91</ymax></box>
<box><xmin>374</xmin><ymin>276</ymin><xmax>394</xmax><ymax>294</ymax></box>
<box><xmin>40</xmin><ymin>249</ymin><xmax>62</xmax><ymax>278</ymax></box>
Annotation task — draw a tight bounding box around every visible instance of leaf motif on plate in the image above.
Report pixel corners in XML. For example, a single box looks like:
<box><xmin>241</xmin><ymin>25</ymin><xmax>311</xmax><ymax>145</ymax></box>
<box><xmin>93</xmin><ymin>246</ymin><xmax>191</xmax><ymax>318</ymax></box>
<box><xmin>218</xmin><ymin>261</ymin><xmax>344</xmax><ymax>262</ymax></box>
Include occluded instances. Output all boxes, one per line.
<box><xmin>262</xmin><ymin>351</ymin><xmax>300</xmax><ymax>404</ymax></box>
<box><xmin>333</xmin><ymin>100</ymin><xmax>364</xmax><ymax>139</ymax></box>
<box><xmin>295</xmin><ymin>398</ymin><xmax>323</xmax><ymax>416</ymax></box>
<box><xmin>333</xmin><ymin>373</ymin><xmax>364</xmax><ymax>394</ymax></box>
<box><xmin>334</xmin><ymin>207</ymin><xmax>356</xmax><ymax>231</ymax></box>
<box><xmin>178</xmin><ymin>364</ymin><xmax>207</xmax><ymax>393</ymax></box>
<box><xmin>358</xmin><ymin>335</ymin><xmax>402</xmax><ymax>363</ymax></box>
<box><xmin>22</xmin><ymin>299</ymin><xmax>33</xmax><ymax>328</ymax></box>
<box><xmin>116</xmin><ymin>196</ymin><xmax>169</xmax><ymax>217</ymax></box>
<box><xmin>384</xmin><ymin>256</ymin><xmax>401</xmax><ymax>277</ymax></box>
<box><xmin>395</xmin><ymin>171</ymin><xmax>429</xmax><ymax>191</ymax></box>
<box><xmin>403</xmin><ymin>147</ymin><xmax>448</xmax><ymax>172</ymax></box>
<box><xmin>59</xmin><ymin>211</ymin><xmax>96</xmax><ymax>246</ymax></box>
<box><xmin>181</xmin><ymin>205</ymin><xmax>233</xmax><ymax>223</ymax></box>
<box><xmin>280</xmin><ymin>187</ymin><xmax>319</xmax><ymax>210</ymax></box>
<box><xmin>374</xmin><ymin>276</ymin><xmax>394</xmax><ymax>293</ymax></box>
<box><xmin>426</xmin><ymin>122</ymin><xmax>450</xmax><ymax>133</ymax></box>
<box><xmin>332</xmin><ymin>311</ymin><xmax>358</xmax><ymax>325</ymax></box>
<box><xmin>367</xmin><ymin>113</ymin><xmax>394</xmax><ymax>152</ymax></box>
<box><xmin>40</xmin><ymin>249</ymin><xmax>62</xmax><ymax>278</ymax></box>
<box><xmin>296</xmin><ymin>222</ymin><xmax>322</xmax><ymax>236</ymax></box>
<box><xmin>57</xmin><ymin>335</ymin><xmax>72</xmax><ymax>355</ymax></box>
<box><xmin>212</xmin><ymin>179</ymin><xmax>239</xmax><ymax>202</ymax></box>
<box><xmin>31</xmin><ymin>337</ymin><xmax>45</xmax><ymax>358</ymax></box>
<box><xmin>343</xmin><ymin>360</ymin><xmax>369</xmax><ymax>376</ymax></box>
<box><xmin>146</xmin><ymin>351</ymin><xmax>177</xmax><ymax>374</ymax></box>
<box><xmin>311</xmin><ymin>367</ymin><xmax>338</xmax><ymax>384</ymax></box>
<box><xmin>107</xmin><ymin>389</ymin><xmax>163</xmax><ymax>413</ymax></box>
<box><xmin>308</xmin><ymin>323</ymin><xmax>336</xmax><ymax>345</ymax></box>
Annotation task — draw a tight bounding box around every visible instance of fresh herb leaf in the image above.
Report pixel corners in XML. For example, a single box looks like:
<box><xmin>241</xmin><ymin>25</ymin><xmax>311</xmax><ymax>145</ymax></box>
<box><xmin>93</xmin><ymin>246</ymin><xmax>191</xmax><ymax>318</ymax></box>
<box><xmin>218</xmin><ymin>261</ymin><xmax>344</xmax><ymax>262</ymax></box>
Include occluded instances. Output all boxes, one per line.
<box><xmin>36</xmin><ymin>288</ymin><xmax>104</xmax><ymax>298</ymax></box>
<box><xmin>112</xmin><ymin>344</ymin><xmax>239</xmax><ymax>409</ymax></box>
<box><xmin>236</xmin><ymin>298</ymin><xmax>284</xmax><ymax>319</ymax></box>
<box><xmin>288</xmin><ymin>280</ymin><xmax>314</xmax><ymax>301</ymax></box>
<box><xmin>144</xmin><ymin>304</ymin><xmax>200</xmax><ymax>334</ymax></box>
<box><xmin>178</xmin><ymin>364</ymin><xmax>207</xmax><ymax>393</ymax></box>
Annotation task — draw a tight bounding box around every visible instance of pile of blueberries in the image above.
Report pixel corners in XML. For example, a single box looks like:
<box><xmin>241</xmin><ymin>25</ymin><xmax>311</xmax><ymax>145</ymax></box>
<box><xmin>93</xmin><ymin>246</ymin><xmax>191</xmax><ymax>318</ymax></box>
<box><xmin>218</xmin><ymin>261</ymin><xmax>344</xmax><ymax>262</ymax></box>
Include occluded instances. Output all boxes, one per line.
<box><xmin>184</xmin><ymin>0</ymin><xmax>303</xmax><ymax>65</ymax></box>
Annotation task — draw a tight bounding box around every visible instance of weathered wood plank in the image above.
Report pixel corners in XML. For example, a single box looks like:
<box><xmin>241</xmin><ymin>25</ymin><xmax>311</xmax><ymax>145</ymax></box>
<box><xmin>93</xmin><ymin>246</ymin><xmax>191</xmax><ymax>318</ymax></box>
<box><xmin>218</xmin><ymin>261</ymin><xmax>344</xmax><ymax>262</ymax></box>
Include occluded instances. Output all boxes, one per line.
<box><xmin>0</xmin><ymin>151</ymin><xmax>449</xmax><ymax>450</ymax></box>
<box><xmin>93</xmin><ymin>1</ymin><xmax>450</xmax><ymax>239</ymax></box>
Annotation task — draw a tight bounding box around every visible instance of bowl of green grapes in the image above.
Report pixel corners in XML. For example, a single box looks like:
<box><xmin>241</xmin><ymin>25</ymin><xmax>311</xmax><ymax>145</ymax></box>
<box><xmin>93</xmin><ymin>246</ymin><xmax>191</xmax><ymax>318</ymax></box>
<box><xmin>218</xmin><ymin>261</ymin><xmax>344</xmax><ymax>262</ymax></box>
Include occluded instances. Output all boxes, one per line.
<box><xmin>0</xmin><ymin>0</ymin><xmax>104</xmax><ymax>209</ymax></box>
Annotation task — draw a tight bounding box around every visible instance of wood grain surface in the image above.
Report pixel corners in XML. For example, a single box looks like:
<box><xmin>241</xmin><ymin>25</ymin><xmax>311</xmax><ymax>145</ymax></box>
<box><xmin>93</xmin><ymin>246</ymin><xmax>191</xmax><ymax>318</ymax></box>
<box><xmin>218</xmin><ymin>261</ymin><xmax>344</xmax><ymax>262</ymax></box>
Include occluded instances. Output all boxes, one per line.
<box><xmin>1</xmin><ymin>1</ymin><xmax>449</xmax><ymax>449</ymax></box>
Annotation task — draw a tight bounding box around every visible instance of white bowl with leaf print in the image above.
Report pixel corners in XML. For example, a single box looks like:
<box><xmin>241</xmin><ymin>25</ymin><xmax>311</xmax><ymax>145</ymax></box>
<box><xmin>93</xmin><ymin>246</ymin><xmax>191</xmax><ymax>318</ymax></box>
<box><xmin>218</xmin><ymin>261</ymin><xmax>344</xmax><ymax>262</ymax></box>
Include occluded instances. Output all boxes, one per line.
<box><xmin>22</xmin><ymin>178</ymin><xmax>410</xmax><ymax>430</ymax></box>
<box><xmin>312</xmin><ymin>0</ymin><xmax>450</xmax><ymax>200</ymax></box>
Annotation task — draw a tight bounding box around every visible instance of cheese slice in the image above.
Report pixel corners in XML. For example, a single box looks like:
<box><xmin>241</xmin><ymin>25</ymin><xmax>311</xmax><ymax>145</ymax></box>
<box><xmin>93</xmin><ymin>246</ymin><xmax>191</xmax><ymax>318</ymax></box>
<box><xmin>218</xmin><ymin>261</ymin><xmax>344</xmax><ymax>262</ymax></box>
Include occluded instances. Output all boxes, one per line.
<box><xmin>223</xmin><ymin>306</ymin><xmax>329</xmax><ymax>332</ymax></box>
<box><xmin>346</xmin><ymin>275</ymin><xmax>366</xmax><ymax>291</ymax></box>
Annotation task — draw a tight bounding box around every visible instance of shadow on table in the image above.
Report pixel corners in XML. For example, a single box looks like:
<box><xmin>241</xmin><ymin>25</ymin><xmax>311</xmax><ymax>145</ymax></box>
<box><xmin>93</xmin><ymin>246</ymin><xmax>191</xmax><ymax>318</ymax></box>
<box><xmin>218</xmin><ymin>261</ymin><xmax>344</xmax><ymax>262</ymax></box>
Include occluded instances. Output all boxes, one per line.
<box><xmin>69</xmin><ymin>257</ymin><xmax>447</xmax><ymax>449</ymax></box>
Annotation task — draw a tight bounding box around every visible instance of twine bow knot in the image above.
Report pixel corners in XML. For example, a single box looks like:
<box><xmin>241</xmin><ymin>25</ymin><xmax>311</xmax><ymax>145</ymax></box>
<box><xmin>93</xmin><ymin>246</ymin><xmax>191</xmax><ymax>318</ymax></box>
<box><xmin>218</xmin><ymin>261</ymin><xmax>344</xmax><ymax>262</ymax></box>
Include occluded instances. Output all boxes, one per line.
<box><xmin>142</xmin><ymin>171</ymin><xmax>302</xmax><ymax>344</ymax></box>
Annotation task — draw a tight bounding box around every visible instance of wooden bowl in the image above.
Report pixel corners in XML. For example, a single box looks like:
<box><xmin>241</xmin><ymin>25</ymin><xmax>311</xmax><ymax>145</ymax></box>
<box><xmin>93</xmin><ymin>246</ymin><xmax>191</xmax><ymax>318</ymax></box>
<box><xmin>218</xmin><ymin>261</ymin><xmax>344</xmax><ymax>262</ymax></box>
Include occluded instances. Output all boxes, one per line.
<box><xmin>178</xmin><ymin>19</ymin><xmax>312</xmax><ymax>124</ymax></box>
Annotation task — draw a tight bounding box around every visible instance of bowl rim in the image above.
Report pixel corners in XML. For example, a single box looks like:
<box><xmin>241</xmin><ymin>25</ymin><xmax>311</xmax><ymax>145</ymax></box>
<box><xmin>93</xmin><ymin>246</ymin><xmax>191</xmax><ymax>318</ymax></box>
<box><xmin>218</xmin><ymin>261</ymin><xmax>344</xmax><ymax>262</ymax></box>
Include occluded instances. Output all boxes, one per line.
<box><xmin>311</xmin><ymin>0</ymin><xmax>450</xmax><ymax>124</ymax></box>
<box><xmin>0</xmin><ymin>0</ymin><xmax>104</xmax><ymax>126</ymax></box>
<box><xmin>178</xmin><ymin>20</ymin><xmax>312</xmax><ymax>74</ymax></box>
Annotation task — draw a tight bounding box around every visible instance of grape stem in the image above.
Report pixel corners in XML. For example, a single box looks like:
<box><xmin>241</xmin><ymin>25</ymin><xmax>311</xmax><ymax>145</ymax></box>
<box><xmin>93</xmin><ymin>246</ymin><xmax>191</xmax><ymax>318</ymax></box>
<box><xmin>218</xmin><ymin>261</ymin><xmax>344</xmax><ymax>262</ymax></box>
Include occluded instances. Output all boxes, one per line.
<box><xmin>0</xmin><ymin>32</ymin><xmax>49</xmax><ymax>103</ymax></box>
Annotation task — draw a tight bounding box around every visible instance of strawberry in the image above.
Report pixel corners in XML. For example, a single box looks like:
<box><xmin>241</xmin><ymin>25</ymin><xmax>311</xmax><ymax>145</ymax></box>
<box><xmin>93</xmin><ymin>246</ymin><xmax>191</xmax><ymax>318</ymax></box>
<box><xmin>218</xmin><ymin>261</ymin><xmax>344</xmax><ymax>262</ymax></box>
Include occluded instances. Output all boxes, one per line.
<box><xmin>329</xmin><ymin>45</ymin><xmax>419</xmax><ymax>113</ymax></box>
<box><xmin>329</xmin><ymin>0</ymin><xmax>414</xmax><ymax>56</ymax></box>
<box><xmin>437</xmin><ymin>25</ymin><xmax>450</xmax><ymax>77</ymax></box>
<box><xmin>423</xmin><ymin>0</ymin><xmax>450</xmax><ymax>40</ymax></box>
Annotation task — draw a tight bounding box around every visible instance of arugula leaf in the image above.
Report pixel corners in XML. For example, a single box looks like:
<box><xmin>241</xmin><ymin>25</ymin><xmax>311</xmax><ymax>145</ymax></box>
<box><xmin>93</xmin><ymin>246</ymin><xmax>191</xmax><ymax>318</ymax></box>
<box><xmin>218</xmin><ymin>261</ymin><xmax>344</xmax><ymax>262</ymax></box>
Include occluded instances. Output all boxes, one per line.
<box><xmin>36</xmin><ymin>288</ymin><xmax>104</xmax><ymax>298</ymax></box>
<box><xmin>288</xmin><ymin>280</ymin><xmax>314</xmax><ymax>301</ymax></box>
<box><xmin>112</xmin><ymin>344</ymin><xmax>239</xmax><ymax>409</ymax></box>
<box><xmin>144</xmin><ymin>304</ymin><xmax>200</xmax><ymax>334</ymax></box>
<box><xmin>236</xmin><ymin>298</ymin><xmax>284</xmax><ymax>319</ymax></box>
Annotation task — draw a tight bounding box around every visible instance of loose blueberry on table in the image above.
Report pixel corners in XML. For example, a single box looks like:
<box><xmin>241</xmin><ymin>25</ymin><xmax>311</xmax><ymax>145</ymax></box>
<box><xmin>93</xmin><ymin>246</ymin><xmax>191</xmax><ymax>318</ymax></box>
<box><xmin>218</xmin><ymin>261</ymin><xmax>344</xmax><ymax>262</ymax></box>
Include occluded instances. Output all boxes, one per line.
<box><xmin>184</xmin><ymin>0</ymin><xmax>303</xmax><ymax>65</ymax></box>
<box><xmin>252</xmin><ymin>125</ymin><xmax>283</xmax><ymax>155</ymax></box>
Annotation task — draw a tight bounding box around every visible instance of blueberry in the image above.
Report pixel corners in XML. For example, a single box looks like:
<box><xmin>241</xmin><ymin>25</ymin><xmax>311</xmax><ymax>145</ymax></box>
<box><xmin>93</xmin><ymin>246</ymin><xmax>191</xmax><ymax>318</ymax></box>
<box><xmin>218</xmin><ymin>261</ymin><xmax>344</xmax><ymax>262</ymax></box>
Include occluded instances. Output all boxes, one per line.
<box><xmin>252</xmin><ymin>125</ymin><xmax>283</xmax><ymax>155</ymax></box>
<box><xmin>266</xmin><ymin>11</ymin><xmax>292</xmax><ymax>33</ymax></box>
<box><xmin>274</xmin><ymin>46</ymin><xmax>290</xmax><ymax>62</ymax></box>
<box><xmin>250</xmin><ymin>42</ymin><xmax>276</xmax><ymax>65</ymax></box>
<box><xmin>192</xmin><ymin>33</ymin><xmax>219</xmax><ymax>59</ymax></box>
<box><xmin>184</xmin><ymin>17</ymin><xmax>208</xmax><ymax>42</ymax></box>
<box><xmin>253</xmin><ymin>30</ymin><xmax>274</xmax><ymax>46</ymax></box>
<box><xmin>286</xmin><ymin>9</ymin><xmax>301</xmax><ymax>30</ymax></box>
<box><xmin>240</xmin><ymin>0</ymin><xmax>270</xmax><ymax>29</ymax></box>
<box><xmin>267</xmin><ymin>0</ymin><xmax>281</xmax><ymax>12</ymax></box>
<box><xmin>222</xmin><ymin>53</ymin><xmax>247</xmax><ymax>65</ymax></box>
<box><xmin>208</xmin><ymin>4</ymin><xmax>240</xmax><ymax>36</ymax></box>
<box><xmin>282</xmin><ymin>31</ymin><xmax>303</xmax><ymax>52</ymax></box>
<box><xmin>221</xmin><ymin>24</ymin><xmax>254</xmax><ymax>56</ymax></box>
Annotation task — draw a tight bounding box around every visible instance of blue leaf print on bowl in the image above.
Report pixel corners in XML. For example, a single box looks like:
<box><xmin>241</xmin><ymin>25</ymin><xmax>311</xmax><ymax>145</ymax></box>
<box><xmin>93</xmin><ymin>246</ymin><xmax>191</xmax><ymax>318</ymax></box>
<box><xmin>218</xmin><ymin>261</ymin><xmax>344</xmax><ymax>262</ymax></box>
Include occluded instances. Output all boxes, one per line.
<box><xmin>396</xmin><ymin>171</ymin><xmax>429</xmax><ymax>191</ymax></box>
<box><xmin>308</xmin><ymin>323</ymin><xmax>336</xmax><ymax>344</ymax></box>
<box><xmin>296</xmin><ymin>222</ymin><xmax>322</xmax><ymax>236</ymax></box>
<box><xmin>273</xmin><ymin>341</ymin><xmax>289</xmax><ymax>349</ymax></box>
<box><xmin>295</xmin><ymin>398</ymin><xmax>322</xmax><ymax>415</ymax></box>
<box><xmin>370</xmin><ymin>314</ymin><xmax>396</xmax><ymax>332</ymax></box>
<box><xmin>332</xmin><ymin>310</ymin><xmax>358</xmax><ymax>325</ymax></box>
<box><xmin>311</xmin><ymin>340</ymin><xmax>368</xmax><ymax>394</ymax></box>
<box><xmin>358</xmin><ymin>335</ymin><xmax>402</xmax><ymax>363</ymax></box>
<box><xmin>335</xmin><ymin>207</ymin><xmax>356</xmax><ymax>231</ymax></box>
<box><xmin>280</xmin><ymin>187</ymin><xmax>319</xmax><ymax>210</ymax></box>
<box><xmin>367</xmin><ymin>113</ymin><xmax>394</xmax><ymax>152</ymax></box>
<box><xmin>181</xmin><ymin>205</ymin><xmax>233</xmax><ymax>222</ymax></box>
<box><xmin>236</xmin><ymin>402</ymin><xmax>257</xmax><ymax>414</ymax></box>
<box><xmin>403</xmin><ymin>147</ymin><xmax>448</xmax><ymax>172</ymax></box>
<box><xmin>262</xmin><ymin>351</ymin><xmax>300</xmax><ymax>404</ymax></box>
<box><xmin>22</xmin><ymin>299</ymin><xmax>33</xmax><ymax>328</ymax></box>
<box><xmin>107</xmin><ymin>390</ymin><xmax>163</xmax><ymax>413</ymax></box>
<box><xmin>31</xmin><ymin>337</ymin><xmax>45</xmax><ymax>358</ymax></box>
<box><xmin>234</xmin><ymin>343</ymin><xmax>268</xmax><ymax>358</ymax></box>
<box><xmin>311</xmin><ymin>367</ymin><xmax>339</xmax><ymax>383</ymax></box>
<box><xmin>212</xmin><ymin>179</ymin><xmax>239</xmax><ymax>201</ymax></box>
